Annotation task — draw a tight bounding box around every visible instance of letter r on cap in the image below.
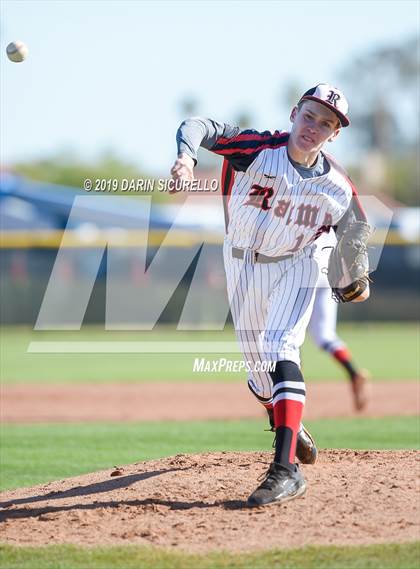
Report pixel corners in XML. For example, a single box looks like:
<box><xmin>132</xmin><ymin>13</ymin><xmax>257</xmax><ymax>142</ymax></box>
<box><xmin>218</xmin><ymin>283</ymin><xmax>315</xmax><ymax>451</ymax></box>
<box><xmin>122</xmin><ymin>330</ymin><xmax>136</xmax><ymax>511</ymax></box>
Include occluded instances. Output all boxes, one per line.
<box><xmin>326</xmin><ymin>90</ymin><xmax>341</xmax><ymax>107</ymax></box>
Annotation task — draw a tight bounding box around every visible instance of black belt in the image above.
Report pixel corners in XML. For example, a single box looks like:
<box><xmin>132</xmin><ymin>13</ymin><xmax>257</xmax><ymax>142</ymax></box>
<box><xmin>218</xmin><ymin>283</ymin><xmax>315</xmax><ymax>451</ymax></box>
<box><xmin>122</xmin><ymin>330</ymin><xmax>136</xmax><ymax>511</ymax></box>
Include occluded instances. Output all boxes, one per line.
<box><xmin>232</xmin><ymin>247</ymin><xmax>293</xmax><ymax>264</ymax></box>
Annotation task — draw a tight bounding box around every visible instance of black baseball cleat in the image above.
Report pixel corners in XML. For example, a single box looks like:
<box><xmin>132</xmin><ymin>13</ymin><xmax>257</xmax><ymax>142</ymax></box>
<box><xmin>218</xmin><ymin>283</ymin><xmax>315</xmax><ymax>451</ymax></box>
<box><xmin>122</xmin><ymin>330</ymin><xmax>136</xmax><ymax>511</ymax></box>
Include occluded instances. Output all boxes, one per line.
<box><xmin>247</xmin><ymin>462</ymin><xmax>306</xmax><ymax>506</ymax></box>
<box><xmin>265</xmin><ymin>408</ymin><xmax>318</xmax><ymax>465</ymax></box>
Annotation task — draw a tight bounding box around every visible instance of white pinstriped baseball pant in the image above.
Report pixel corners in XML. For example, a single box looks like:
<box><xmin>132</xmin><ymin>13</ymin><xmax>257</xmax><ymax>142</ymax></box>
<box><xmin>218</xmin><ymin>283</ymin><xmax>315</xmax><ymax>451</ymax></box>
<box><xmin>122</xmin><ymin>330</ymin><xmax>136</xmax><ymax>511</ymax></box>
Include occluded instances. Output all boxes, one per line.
<box><xmin>223</xmin><ymin>240</ymin><xmax>320</xmax><ymax>401</ymax></box>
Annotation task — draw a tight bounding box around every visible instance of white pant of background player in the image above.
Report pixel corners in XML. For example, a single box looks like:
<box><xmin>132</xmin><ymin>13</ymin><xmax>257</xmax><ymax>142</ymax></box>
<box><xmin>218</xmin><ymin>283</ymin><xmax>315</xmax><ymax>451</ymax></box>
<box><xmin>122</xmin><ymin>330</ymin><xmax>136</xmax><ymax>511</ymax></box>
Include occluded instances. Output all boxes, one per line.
<box><xmin>308</xmin><ymin>231</ymin><xmax>346</xmax><ymax>353</ymax></box>
<box><xmin>223</xmin><ymin>239</ymin><xmax>320</xmax><ymax>402</ymax></box>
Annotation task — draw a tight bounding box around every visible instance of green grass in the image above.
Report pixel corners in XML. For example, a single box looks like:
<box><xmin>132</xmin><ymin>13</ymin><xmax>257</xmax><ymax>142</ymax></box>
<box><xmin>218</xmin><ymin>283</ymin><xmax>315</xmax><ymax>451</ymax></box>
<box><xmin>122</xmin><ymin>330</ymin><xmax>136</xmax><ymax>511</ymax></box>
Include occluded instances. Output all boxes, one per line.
<box><xmin>0</xmin><ymin>542</ymin><xmax>419</xmax><ymax>569</ymax></box>
<box><xmin>1</xmin><ymin>323</ymin><xmax>419</xmax><ymax>384</ymax></box>
<box><xmin>1</xmin><ymin>416</ymin><xmax>418</xmax><ymax>491</ymax></box>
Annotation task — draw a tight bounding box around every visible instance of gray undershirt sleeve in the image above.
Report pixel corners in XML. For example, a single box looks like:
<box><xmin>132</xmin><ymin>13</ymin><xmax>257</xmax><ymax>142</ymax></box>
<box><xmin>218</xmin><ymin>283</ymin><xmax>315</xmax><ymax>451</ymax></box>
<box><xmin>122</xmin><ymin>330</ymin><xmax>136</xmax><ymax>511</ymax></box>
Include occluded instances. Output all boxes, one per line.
<box><xmin>176</xmin><ymin>117</ymin><xmax>240</xmax><ymax>163</ymax></box>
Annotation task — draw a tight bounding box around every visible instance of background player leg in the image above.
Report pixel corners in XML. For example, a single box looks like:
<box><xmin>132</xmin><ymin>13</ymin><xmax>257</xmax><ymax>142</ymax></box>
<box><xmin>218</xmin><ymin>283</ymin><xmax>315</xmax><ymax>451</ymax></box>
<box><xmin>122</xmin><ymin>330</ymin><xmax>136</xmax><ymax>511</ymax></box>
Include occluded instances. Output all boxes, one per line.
<box><xmin>308</xmin><ymin>282</ymin><xmax>370</xmax><ymax>411</ymax></box>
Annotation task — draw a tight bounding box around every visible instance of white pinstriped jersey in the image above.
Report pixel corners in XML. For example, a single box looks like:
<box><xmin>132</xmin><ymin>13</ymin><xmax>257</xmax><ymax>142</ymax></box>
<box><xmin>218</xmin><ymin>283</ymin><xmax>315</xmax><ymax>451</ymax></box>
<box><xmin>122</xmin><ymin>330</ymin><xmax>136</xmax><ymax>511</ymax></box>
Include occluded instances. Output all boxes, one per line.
<box><xmin>224</xmin><ymin>145</ymin><xmax>352</xmax><ymax>256</ymax></box>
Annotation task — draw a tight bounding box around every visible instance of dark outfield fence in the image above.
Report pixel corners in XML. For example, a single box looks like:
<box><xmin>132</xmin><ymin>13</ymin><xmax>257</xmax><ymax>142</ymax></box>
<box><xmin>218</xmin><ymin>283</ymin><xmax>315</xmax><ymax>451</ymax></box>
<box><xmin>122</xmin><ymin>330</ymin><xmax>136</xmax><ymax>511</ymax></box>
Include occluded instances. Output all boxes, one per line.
<box><xmin>0</xmin><ymin>230</ymin><xmax>419</xmax><ymax>325</ymax></box>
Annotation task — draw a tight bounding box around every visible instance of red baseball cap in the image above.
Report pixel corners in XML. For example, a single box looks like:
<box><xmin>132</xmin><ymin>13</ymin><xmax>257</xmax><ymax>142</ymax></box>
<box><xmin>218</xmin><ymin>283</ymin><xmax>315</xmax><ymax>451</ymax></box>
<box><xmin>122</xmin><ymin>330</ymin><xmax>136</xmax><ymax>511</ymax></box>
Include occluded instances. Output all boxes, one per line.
<box><xmin>299</xmin><ymin>83</ymin><xmax>350</xmax><ymax>127</ymax></box>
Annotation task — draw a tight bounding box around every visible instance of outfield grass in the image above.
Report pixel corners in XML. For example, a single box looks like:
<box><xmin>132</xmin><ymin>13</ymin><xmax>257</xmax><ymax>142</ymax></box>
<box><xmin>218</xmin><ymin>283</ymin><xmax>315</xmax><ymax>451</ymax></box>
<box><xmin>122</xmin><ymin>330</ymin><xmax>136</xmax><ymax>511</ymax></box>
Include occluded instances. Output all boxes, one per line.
<box><xmin>1</xmin><ymin>416</ymin><xmax>418</xmax><ymax>491</ymax></box>
<box><xmin>1</xmin><ymin>323</ymin><xmax>419</xmax><ymax>384</ymax></box>
<box><xmin>0</xmin><ymin>542</ymin><xmax>419</xmax><ymax>569</ymax></box>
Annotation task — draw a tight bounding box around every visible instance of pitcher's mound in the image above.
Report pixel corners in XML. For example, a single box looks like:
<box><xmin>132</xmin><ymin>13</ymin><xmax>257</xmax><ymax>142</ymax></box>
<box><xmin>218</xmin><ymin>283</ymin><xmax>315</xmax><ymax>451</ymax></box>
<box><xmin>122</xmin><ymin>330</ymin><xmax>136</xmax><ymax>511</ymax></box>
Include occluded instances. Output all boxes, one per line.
<box><xmin>1</xmin><ymin>450</ymin><xmax>419</xmax><ymax>553</ymax></box>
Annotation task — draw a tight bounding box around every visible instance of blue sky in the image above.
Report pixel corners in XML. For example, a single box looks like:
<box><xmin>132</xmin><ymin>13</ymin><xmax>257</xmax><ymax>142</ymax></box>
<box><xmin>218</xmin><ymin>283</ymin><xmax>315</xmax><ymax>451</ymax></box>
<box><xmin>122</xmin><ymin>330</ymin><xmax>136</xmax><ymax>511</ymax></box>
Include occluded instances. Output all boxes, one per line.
<box><xmin>1</xmin><ymin>0</ymin><xmax>419</xmax><ymax>175</ymax></box>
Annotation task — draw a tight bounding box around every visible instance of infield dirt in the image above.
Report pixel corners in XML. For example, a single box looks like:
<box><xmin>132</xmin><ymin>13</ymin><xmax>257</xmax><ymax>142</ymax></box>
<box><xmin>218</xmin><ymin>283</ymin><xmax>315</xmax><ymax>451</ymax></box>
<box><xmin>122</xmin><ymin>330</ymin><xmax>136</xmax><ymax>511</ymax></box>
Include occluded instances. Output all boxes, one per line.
<box><xmin>1</xmin><ymin>450</ymin><xmax>419</xmax><ymax>553</ymax></box>
<box><xmin>2</xmin><ymin>380</ymin><xmax>419</xmax><ymax>422</ymax></box>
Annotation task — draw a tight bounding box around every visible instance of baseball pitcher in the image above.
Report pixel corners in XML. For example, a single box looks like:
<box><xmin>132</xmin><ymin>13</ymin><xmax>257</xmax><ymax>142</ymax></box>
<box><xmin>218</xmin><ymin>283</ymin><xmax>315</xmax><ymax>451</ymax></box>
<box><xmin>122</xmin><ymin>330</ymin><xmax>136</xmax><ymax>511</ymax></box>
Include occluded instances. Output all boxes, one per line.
<box><xmin>171</xmin><ymin>84</ymin><xmax>371</xmax><ymax>506</ymax></box>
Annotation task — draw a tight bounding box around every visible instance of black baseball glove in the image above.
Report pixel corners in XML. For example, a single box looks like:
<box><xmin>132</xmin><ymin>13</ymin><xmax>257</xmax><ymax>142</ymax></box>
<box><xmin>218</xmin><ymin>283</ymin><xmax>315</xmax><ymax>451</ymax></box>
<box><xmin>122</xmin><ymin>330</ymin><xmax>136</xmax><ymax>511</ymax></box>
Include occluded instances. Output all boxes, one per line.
<box><xmin>327</xmin><ymin>221</ymin><xmax>372</xmax><ymax>303</ymax></box>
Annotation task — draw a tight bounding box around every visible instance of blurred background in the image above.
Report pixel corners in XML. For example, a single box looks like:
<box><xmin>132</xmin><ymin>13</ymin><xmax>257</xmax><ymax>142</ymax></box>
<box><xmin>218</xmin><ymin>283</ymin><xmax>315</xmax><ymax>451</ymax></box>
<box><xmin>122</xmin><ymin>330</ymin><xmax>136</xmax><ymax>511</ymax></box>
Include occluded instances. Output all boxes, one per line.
<box><xmin>0</xmin><ymin>0</ymin><xmax>419</xmax><ymax>326</ymax></box>
<box><xmin>0</xmin><ymin>0</ymin><xmax>419</xmax><ymax>496</ymax></box>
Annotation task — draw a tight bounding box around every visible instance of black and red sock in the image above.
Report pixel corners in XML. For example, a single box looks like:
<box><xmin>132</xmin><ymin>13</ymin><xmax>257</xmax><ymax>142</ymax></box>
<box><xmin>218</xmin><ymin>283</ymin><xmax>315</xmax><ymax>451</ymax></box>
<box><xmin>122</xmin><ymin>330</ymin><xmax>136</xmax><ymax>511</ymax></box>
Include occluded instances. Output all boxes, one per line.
<box><xmin>331</xmin><ymin>346</ymin><xmax>358</xmax><ymax>381</ymax></box>
<box><xmin>270</xmin><ymin>361</ymin><xmax>306</xmax><ymax>471</ymax></box>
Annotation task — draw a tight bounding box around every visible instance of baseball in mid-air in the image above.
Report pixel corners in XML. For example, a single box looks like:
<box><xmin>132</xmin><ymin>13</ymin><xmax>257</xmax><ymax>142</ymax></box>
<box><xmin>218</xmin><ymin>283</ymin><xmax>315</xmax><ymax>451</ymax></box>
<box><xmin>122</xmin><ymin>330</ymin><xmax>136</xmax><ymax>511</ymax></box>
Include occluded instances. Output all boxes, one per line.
<box><xmin>6</xmin><ymin>41</ymin><xmax>28</xmax><ymax>63</ymax></box>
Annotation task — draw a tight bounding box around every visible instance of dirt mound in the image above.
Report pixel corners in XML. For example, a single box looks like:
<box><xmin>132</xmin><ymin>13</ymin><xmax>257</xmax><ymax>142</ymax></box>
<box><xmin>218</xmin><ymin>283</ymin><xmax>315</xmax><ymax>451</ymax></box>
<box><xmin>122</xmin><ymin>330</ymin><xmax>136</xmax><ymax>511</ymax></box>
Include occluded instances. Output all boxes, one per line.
<box><xmin>1</xmin><ymin>451</ymin><xmax>419</xmax><ymax>553</ymax></box>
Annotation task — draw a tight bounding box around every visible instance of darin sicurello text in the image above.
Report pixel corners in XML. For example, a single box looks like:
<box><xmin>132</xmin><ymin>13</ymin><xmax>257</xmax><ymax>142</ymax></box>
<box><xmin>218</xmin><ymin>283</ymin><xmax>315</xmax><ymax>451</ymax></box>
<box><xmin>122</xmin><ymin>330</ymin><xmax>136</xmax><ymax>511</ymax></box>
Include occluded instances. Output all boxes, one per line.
<box><xmin>139</xmin><ymin>178</ymin><xmax>219</xmax><ymax>192</ymax></box>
